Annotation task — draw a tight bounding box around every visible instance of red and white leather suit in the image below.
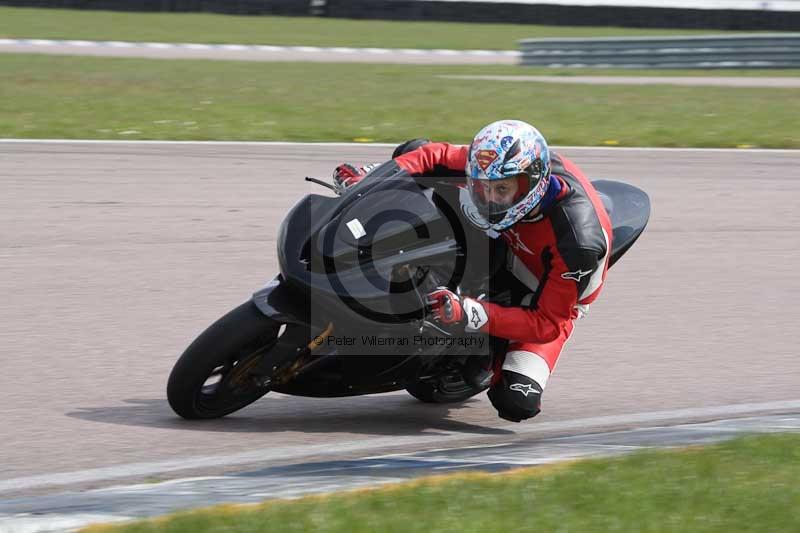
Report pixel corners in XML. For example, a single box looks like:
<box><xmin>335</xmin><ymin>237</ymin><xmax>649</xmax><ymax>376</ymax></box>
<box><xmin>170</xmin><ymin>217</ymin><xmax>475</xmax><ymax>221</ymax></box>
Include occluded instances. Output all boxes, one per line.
<box><xmin>394</xmin><ymin>143</ymin><xmax>613</xmax><ymax>420</ymax></box>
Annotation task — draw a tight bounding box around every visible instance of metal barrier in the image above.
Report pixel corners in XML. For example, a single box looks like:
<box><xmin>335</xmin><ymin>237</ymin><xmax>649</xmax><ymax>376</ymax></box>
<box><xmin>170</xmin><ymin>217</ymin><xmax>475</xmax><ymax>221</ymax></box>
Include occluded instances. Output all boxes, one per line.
<box><xmin>4</xmin><ymin>1</ymin><xmax>800</xmax><ymax>29</ymax></box>
<box><xmin>519</xmin><ymin>34</ymin><xmax>800</xmax><ymax>68</ymax></box>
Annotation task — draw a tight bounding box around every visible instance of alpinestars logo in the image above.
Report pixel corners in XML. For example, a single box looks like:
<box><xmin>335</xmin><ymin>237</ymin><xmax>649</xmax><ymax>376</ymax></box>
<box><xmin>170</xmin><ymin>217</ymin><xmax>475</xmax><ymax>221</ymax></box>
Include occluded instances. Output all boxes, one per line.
<box><xmin>470</xmin><ymin>307</ymin><xmax>483</xmax><ymax>329</ymax></box>
<box><xmin>561</xmin><ymin>268</ymin><xmax>592</xmax><ymax>282</ymax></box>
<box><xmin>509</xmin><ymin>383</ymin><xmax>540</xmax><ymax>397</ymax></box>
<box><xmin>506</xmin><ymin>229</ymin><xmax>533</xmax><ymax>255</ymax></box>
<box><xmin>463</xmin><ymin>299</ymin><xmax>488</xmax><ymax>332</ymax></box>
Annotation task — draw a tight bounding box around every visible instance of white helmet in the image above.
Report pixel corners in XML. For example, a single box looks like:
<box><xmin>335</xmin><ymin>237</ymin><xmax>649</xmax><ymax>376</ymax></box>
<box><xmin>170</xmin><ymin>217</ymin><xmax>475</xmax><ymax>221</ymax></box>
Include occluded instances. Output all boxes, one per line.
<box><xmin>462</xmin><ymin>120</ymin><xmax>551</xmax><ymax>232</ymax></box>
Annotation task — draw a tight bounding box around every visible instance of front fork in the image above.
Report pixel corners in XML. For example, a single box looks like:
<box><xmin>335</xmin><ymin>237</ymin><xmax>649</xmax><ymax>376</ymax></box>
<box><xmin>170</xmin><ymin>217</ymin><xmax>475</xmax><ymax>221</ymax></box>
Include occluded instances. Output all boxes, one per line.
<box><xmin>250</xmin><ymin>276</ymin><xmax>333</xmax><ymax>386</ymax></box>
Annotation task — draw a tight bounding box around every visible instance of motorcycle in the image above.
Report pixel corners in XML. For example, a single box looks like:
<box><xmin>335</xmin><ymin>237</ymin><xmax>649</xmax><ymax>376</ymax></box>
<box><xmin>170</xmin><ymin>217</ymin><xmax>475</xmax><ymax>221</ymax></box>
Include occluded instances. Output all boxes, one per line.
<box><xmin>167</xmin><ymin>164</ymin><xmax>650</xmax><ymax>419</ymax></box>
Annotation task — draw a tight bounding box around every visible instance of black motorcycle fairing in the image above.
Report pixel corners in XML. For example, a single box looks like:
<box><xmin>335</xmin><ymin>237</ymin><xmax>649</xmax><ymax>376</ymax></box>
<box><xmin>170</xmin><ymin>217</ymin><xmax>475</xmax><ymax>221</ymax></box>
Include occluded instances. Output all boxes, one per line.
<box><xmin>593</xmin><ymin>180</ymin><xmax>651</xmax><ymax>268</ymax></box>
<box><xmin>277</xmin><ymin>173</ymin><xmax>475</xmax><ymax>327</ymax></box>
<box><xmin>316</xmin><ymin>179</ymin><xmax>443</xmax><ymax>263</ymax></box>
<box><xmin>251</xmin><ymin>275</ymin><xmax>309</xmax><ymax>325</ymax></box>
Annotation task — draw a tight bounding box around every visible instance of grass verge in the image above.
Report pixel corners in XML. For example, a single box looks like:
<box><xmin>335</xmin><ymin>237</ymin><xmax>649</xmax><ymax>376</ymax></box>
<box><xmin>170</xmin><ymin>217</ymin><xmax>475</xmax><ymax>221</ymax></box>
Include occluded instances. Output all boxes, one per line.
<box><xmin>0</xmin><ymin>6</ymin><xmax>742</xmax><ymax>50</ymax></box>
<box><xmin>82</xmin><ymin>433</ymin><xmax>800</xmax><ymax>533</ymax></box>
<box><xmin>2</xmin><ymin>55</ymin><xmax>798</xmax><ymax>147</ymax></box>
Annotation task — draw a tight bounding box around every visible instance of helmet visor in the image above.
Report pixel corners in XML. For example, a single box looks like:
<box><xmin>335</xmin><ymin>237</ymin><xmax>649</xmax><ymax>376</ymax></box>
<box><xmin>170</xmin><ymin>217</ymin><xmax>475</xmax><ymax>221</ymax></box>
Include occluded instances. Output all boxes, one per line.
<box><xmin>467</xmin><ymin>174</ymin><xmax>531</xmax><ymax>216</ymax></box>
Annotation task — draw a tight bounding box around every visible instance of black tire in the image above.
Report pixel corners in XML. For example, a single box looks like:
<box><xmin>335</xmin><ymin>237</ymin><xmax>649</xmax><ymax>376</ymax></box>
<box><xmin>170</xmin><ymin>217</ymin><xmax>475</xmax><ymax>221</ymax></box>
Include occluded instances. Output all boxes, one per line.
<box><xmin>406</xmin><ymin>372</ymin><xmax>487</xmax><ymax>404</ymax></box>
<box><xmin>167</xmin><ymin>301</ymin><xmax>282</xmax><ymax>420</ymax></box>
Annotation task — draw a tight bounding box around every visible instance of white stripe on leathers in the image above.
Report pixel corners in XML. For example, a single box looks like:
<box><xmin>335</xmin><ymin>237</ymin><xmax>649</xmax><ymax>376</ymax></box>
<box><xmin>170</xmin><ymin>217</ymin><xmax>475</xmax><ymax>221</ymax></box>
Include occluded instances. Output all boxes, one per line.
<box><xmin>502</xmin><ymin>350</ymin><xmax>552</xmax><ymax>387</ymax></box>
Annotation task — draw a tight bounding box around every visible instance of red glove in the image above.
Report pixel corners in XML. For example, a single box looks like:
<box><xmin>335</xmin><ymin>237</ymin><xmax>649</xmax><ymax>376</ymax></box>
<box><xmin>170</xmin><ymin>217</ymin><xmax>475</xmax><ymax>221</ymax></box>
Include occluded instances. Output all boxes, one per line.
<box><xmin>333</xmin><ymin>163</ymin><xmax>381</xmax><ymax>192</ymax></box>
<box><xmin>427</xmin><ymin>287</ymin><xmax>465</xmax><ymax>326</ymax></box>
<box><xmin>426</xmin><ymin>287</ymin><xmax>490</xmax><ymax>332</ymax></box>
<box><xmin>332</xmin><ymin>163</ymin><xmax>366</xmax><ymax>191</ymax></box>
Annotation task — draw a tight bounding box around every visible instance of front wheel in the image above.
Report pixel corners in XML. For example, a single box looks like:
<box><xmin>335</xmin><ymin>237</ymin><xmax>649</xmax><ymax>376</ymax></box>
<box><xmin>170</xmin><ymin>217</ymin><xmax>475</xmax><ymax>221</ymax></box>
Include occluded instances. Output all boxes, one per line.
<box><xmin>167</xmin><ymin>301</ymin><xmax>285</xmax><ymax>419</ymax></box>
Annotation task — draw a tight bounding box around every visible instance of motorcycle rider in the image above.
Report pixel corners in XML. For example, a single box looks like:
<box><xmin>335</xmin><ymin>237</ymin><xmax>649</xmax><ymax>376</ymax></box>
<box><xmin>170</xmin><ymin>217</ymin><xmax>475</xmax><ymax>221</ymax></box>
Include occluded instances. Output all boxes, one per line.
<box><xmin>332</xmin><ymin>120</ymin><xmax>613</xmax><ymax>423</ymax></box>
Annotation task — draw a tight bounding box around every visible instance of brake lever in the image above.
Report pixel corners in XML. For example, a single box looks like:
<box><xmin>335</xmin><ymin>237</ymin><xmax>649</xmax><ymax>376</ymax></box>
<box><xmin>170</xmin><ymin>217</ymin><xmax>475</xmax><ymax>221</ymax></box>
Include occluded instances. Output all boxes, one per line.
<box><xmin>305</xmin><ymin>176</ymin><xmax>341</xmax><ymax>195</ymax></box>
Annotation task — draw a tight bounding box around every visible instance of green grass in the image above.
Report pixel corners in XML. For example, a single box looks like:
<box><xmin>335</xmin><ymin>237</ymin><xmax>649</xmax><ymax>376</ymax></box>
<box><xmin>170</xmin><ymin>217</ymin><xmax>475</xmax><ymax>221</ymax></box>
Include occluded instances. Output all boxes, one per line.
<box><xmin>1</xmin><ymin>54</ymin><xmax>798</xmax><ymax>147</ymax></box>
<box><xmin>0</xmin><ymin>6</ymin><xmax>743</xmax><ymax>50</ymax></box>
<box><xmin>83</xmin><ymin>433</ymin><xmax>800</xmax><ymax>533</ymax></box>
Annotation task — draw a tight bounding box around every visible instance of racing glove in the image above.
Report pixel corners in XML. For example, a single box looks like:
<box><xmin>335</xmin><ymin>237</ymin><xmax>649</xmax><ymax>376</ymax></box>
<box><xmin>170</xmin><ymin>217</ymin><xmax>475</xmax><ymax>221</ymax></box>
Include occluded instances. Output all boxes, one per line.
<box><xmin>332</xmin><ymin>163</ymin><xmax>379</xmax><ymax>192</ymax></box>
<box><xmin>426</xmin><ymin>287</ymin><xmax>490</xmax><ymax>333</ymax></box>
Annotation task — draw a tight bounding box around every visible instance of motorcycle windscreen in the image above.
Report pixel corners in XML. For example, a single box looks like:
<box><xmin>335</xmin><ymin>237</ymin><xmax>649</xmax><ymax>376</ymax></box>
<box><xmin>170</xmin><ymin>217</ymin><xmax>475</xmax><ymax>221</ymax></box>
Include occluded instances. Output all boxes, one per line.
<box><xmin>314</xmin><ymin>174</ymin><xmax>456</xmax><ymax>271</ymax></box>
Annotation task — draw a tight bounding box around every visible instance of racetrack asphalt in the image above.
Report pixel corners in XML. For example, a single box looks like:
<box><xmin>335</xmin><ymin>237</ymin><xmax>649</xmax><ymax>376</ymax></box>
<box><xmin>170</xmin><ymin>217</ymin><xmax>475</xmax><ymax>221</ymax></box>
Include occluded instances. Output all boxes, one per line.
<box><xmin>1</xmin><ymin>141</ymin><xmax>799</xmax><ymax>497</ymax></box>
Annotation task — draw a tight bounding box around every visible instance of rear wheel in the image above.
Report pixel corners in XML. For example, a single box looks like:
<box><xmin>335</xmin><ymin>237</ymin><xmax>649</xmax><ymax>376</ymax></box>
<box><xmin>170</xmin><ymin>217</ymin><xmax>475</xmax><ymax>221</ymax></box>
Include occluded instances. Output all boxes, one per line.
<box><xmin>406</xmin><ymin>370</ymin><xmax>487</xmax><ymax>404</ymax></box>
<box><xmin>167</xmin><ymin>301</ymin><xmax>289</xmax><ymax>419</ymax></box>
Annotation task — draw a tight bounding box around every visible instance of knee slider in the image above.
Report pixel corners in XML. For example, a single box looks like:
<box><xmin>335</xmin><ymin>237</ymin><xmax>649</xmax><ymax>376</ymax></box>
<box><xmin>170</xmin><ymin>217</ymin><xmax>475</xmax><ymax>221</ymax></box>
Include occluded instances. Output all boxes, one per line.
<box><xmin>392</xmin><ymin>138</ymin><xmax>431</xmax><ymax>158</ymax></box>
<box><xmin>488</xmin><ymin>370</ymin><xmax>542</xmax><ymax>423</ymax></box>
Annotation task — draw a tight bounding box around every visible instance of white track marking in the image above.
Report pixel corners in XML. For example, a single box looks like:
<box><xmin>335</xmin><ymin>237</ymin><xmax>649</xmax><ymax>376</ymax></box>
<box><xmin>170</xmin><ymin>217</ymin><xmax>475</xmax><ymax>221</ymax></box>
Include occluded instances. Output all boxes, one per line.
<box><xmin>0</xmin><ymin>514</ymin><xmax>130</xmax><ymax>533</ymax></box>
<box><xmin>292</xmin><ymin>46</ymin><xmax>322</xmax><ymax>53</ymax></box>
<box><xmin>329</xmin><ymin>47</ymin><xmax>358</xmax><ymax>54</ymax></box>
<box><xmin>0</xmin><ymin>38</ymin><xmax>519</xmax><ymax>56</ymax></box>
<box><xmin>0</xmin><ymin>399</ymin><xmax>798</xmax><ymax>494</ymax></box>
<box><xmin>105</xmin><ymin>41</ymin><xmax>134</xmax><ymax>48</ymax></box>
